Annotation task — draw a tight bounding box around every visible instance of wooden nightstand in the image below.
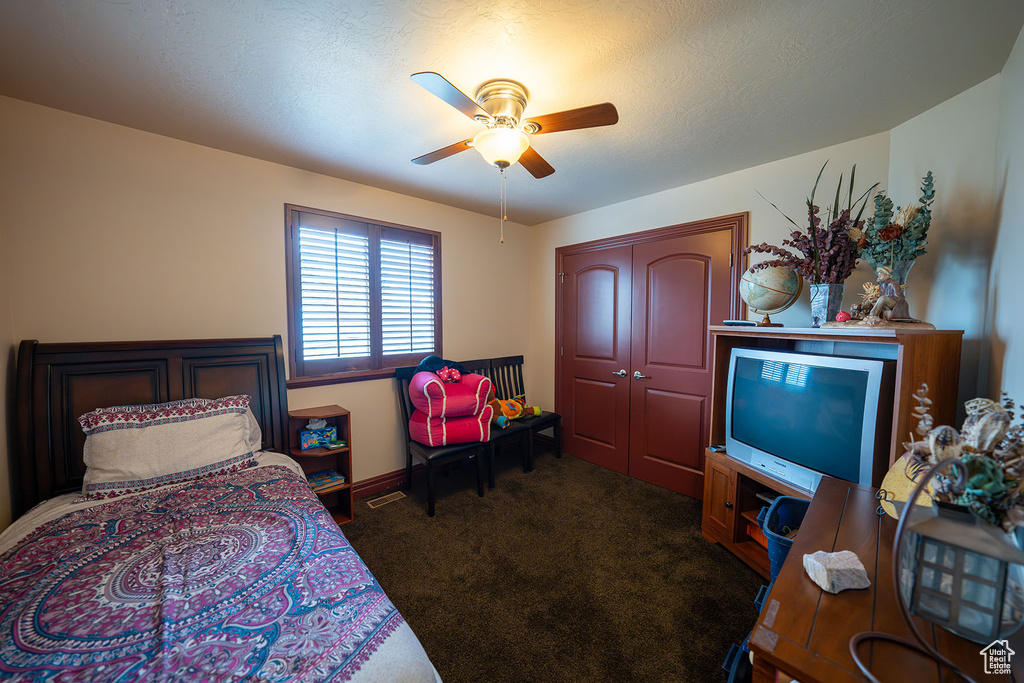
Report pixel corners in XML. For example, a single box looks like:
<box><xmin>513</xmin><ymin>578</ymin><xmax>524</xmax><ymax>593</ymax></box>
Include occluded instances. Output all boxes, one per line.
<box><xmin>288</xmin><ymin>405</ymin><xmax>353</xmax><ymax>525</ymax></box>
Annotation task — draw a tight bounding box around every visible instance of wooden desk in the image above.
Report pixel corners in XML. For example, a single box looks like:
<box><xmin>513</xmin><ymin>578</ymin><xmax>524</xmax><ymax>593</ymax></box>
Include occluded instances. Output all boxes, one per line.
<box><xmin>749</xmin><ymin>477</ymin><xmax>1024</xmax><ymax>682</ymax></box>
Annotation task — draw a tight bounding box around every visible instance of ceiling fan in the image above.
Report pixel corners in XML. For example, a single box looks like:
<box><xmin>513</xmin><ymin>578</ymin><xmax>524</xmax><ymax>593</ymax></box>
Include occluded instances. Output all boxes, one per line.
<box><xmin>410</xmin><ymin>72</ymin><xmax>619</xmax><ymax>178</ymax></box>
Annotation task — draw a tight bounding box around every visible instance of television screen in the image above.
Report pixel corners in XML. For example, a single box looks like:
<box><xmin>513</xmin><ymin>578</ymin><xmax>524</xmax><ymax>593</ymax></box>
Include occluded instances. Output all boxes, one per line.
<box><xmin>730</xmin><ymin>356</ymin><xmax>869</xmax><ymax>483</ymax></box>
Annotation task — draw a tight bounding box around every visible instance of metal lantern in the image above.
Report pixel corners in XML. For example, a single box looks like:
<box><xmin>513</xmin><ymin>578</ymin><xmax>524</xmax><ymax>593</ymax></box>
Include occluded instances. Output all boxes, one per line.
<box><xmin>905</xmin><ymin>502</ymin><xmax>1024</xmax><ymax>644</ymax></box>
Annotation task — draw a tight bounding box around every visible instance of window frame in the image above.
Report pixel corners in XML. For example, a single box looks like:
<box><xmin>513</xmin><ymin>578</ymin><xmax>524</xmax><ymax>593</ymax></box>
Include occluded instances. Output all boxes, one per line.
<box><xmin>284</xmin><ymin>204</ymin><xmax>442</xmax><ymax>388</ymax></box>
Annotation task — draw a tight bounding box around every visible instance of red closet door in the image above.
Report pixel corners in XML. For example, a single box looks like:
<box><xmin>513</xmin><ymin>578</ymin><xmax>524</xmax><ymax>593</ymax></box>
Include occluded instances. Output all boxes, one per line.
<box><xmin>627</xmin><ymin>229</ymin><xmax>734</xmax><ymax>497</ymax></box>
<box><xmin>560</xmin><ymin>247</ymin><xmax>633</xmax><ymax>473</ymax></box>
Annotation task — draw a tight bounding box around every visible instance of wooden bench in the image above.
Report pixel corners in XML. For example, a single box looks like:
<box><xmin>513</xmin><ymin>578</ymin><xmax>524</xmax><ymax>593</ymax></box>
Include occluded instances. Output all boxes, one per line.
<box><xmin>394</xmin><ymin>355</ymin><xmax>562</xmax><ymax>515</ymax></box>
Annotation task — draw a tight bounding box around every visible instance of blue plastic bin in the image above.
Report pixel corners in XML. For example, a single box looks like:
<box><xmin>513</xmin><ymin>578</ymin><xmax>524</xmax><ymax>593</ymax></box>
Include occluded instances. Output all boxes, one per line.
<box><xmin>757</xmin><ymin>496</ymin><xmax>810</xmax><ymax>582</ymax></box>
<box><xmin>721</xmin><ymin>632</ymin><xmax>752</xmax><ymax>683</ymax></box>
<box><xmin>754</xmin><ymin>581</ymin><xmax>774</xmax><ymax>615</ymax></box>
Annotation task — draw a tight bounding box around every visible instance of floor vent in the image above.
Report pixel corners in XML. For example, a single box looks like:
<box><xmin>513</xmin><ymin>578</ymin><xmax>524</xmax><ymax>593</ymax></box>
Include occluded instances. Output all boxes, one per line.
<box><xmin>367</xmin><ymin>491</ymin><xmax>406</xmax><ymax>509</ymax></box>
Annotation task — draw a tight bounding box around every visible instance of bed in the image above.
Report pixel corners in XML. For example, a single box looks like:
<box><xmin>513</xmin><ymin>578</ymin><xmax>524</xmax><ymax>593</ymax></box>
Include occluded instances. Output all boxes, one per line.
<box><xmin>0</xmin><ymin>337</ymin><xmax>439</xmax><ymax>682</ymax></box>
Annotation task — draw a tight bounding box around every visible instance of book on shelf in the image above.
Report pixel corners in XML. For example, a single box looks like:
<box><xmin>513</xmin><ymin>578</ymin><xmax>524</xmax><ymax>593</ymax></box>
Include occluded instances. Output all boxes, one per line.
<box><xmin>308</xmin><ymin>469</ymin><xmax>347</xmax><ymax>492</ymax></box>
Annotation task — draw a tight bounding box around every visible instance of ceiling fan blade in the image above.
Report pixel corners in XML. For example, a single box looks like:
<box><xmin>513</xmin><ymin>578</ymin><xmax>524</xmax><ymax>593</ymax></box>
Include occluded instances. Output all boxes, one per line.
<box><xmin>519</xmin><ymin>146</ymin><xmax>555</xmax><ymax>178</ymax></box>
<box><xmin>411</xmin><ymin>72</ymin><xmax>489</xmax><ymax>121</ymax></box>
<box><xmin>523</xmin><ymin>103</ymin><xmax>618</xmax><ymax>134</ymax></box>
<box><xmin>411</xmin><ymin>139</ymin><xmax>474</xmax><ymax>165</ymax></box>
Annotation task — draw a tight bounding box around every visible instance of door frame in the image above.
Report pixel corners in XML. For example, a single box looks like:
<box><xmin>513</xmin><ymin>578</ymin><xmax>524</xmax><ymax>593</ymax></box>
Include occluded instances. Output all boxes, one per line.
<box><xmin>554</xmin><ymin>212</ymin><xmax>748</xmax><ymax>418</ymax></box>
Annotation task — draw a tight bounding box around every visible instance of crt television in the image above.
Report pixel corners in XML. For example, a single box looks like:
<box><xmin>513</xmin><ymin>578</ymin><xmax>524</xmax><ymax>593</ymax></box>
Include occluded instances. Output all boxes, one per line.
<box><xmin>724</xmin><ymin>347</ymin><xmax>896</xmax><ymax>493</ymax></box>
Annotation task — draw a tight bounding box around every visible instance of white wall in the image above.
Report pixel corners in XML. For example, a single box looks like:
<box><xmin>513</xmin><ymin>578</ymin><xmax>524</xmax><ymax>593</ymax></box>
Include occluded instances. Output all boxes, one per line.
<box><xmin>991</xmin><ymin>27</ymin><xmax>1024</xmax><ymax>399</ymax></box>
<box><xmin>525</xmin><ymin>133</ymin><xmax>891</xmax><ymax>410</ymax></box>
<box><xmin>0</xmin><ymin>96</ymin><xmax>532</xmax><ymax>529</ymax></box>
<box><xmin>886</xmin><ymin>76</ymin><xmax>1001</xmax><ymax>407</ymax></box>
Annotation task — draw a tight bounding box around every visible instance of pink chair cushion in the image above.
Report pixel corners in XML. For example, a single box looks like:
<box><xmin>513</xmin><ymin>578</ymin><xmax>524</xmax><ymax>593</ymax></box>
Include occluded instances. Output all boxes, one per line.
<box><xmin>408</xmin><ymin>371</ymin><xmax>492</xmax><ymax>419</ymax></box>
<box><xmin>409</xmin><ymin>405</ymin><xmax>493</xmax><ymax>447</ymax></box>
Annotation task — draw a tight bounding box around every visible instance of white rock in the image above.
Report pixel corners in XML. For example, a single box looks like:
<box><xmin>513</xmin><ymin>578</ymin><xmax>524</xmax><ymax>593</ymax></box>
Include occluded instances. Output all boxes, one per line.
<box><xmin>803</xmin><ymin>550</ymin><xmax>871</xmax><ymax>594</ymax></box>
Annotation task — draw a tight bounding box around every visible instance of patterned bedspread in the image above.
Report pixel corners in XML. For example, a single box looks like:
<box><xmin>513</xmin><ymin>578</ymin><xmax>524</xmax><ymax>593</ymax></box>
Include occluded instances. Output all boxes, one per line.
<box><xmin>0</xmin><ymin>466</ymin><xmax>412</xmax><ymax>682</ymax></box>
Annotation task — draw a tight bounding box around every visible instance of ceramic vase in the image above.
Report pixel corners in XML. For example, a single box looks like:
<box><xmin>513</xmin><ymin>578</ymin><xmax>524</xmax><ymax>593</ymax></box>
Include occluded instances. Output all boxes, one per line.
<box><xmin>809</xmin><ymin>283</ymin><xmax>844</xmax><ymax>328</ymax></box>
<box><xmin>889</xmin><ymin>259</ymin><xmax>916</xmax><ymax>320</ymax></box>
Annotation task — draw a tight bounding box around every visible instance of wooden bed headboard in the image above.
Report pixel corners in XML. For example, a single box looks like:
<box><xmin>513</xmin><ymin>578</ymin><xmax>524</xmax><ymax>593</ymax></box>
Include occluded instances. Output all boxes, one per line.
<box><xmin>13</xmin><ymin>336</ymin><xmax>289</xmax><ymax>518</ymax></box>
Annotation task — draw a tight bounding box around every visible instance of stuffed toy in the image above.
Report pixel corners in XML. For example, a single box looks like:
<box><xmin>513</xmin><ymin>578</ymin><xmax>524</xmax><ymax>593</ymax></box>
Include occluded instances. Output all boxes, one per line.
<box><xmin>437</xmin><ymin>366</ymin><xmax>461</xmax><ymax>383</ymax></box>
<box><xmin>409</xmin><ymin>371</ymin><xmax>491</xmax><ymax>419</ymax></box>
<box><xmin>486</xmin><ymin>386</ymin><xmax>542</xmax><ymax>428</ymax></box>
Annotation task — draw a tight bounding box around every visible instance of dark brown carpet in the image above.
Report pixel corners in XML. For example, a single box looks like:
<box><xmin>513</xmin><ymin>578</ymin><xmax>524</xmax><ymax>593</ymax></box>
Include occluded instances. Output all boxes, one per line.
<box><xmin>343</xmin><ymin>448</ymin><xmax>763</xmax><ymax>683</ymax></box>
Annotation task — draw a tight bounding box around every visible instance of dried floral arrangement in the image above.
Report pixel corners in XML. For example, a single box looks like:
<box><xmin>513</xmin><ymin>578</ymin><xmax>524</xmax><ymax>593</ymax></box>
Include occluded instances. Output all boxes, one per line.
<box><xmin>906</xmin><ymin>383</ymin><xmax>1024</xmax><ymax>531</ymax></box>
<box><xmin>746</xmin><ymin>162</ymin><xmax>879</xmax><ymax>285</ymax></box>
<box><xmin>855</xmin><ymin>172</ymin><xmax>935</xmax><ymax>269</ymax></box>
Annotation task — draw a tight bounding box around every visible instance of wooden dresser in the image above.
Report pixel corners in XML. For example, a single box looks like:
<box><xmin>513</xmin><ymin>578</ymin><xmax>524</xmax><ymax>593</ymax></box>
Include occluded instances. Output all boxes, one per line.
<box><xmin>749</xmin><ymin>476</ymin><xmax>1024</xmax><ymax>682</ymax></box>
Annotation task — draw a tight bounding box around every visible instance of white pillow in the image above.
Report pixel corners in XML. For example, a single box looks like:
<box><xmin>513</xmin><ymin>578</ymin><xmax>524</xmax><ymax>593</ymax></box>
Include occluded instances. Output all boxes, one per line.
<box><xmin>78</xmin><ymin>395</ymin><xmax>261</xmax><ymax>498</ymax></box>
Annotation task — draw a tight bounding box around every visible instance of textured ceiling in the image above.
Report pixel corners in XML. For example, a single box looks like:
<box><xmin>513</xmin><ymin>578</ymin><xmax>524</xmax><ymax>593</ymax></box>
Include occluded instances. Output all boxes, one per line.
<box><xmin>1</xmin><ymin>1</ymin><xmax>1022</xmax><ymax>226</ymax></box>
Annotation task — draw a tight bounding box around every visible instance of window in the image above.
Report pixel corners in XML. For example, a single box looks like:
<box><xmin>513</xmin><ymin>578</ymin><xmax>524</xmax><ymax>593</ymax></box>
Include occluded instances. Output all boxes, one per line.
<box><xmin>284</xmin><ymin>205</ymin><xmax>441</xmax><ymax>386</ymax></box>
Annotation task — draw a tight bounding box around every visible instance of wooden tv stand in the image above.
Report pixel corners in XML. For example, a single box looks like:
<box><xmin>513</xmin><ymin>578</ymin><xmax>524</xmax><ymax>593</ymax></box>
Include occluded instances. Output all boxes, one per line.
<box><xmin>701</xmin><ymin>326</ymin><xmax>962</xmax><ymax>578</ymax></box>
<box><xmin>703</xmin><ymin>448</ymin><xmax>811</xmax><ymax>577</ymax></box>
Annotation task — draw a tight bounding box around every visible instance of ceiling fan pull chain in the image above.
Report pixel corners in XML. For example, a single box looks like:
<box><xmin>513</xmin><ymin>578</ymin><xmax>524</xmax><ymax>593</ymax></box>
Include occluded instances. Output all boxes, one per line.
<box><xmin>499</xmin><ymin>167</ymin><xmax>506</xmax><ymax>244</ymax></box>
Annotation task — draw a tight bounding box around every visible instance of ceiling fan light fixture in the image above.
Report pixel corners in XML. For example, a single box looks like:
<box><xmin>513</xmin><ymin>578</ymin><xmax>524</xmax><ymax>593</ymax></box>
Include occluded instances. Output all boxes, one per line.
<box><xmin>472</xmin><ymin>127</ymin><xmax>529</xmax><ymax>168</ymax></box>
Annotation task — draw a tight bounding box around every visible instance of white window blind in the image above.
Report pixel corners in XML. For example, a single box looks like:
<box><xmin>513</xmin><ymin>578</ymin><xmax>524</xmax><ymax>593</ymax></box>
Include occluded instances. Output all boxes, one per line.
<box><xmin>286</xmin><ymin>205</ymin><xmax>441</xmax><ymax>380</ymax></box>
<box><xmin>381</xmin><ymin>238</ymin><xmax>435</xmax><ymax>356</ymax></box>
<box><xmin>298</xmin><ymin>226</ymin><xmax>371</xmax><ymax>360</ymax></box>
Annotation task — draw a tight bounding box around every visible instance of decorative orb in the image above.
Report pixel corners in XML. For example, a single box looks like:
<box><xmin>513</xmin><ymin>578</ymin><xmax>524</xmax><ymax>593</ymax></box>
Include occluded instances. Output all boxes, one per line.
<box><xmin>836</xmin><ymin>311</ymin><xmax>852</xmax><ymax>322</ymax></box>
<box><xmin>739</xmin><ymin>265</ymin><xmax>802</xmax><ymax>320</ymax></box>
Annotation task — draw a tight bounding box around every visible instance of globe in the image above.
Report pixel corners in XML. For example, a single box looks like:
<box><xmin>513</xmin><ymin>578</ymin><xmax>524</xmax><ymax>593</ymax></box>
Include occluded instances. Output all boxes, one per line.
<box><xmin>739</xmin><ymin>265</ymin><xmax>802</xmax><ymax>325</ymax></box>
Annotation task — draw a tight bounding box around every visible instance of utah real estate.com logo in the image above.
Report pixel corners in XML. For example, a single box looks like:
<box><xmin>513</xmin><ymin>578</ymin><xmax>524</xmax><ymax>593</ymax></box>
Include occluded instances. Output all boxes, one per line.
<box><xmin>981</xmin><ymin>639</ymin><xmax>1015</xmax><ymax>675</ymax></box>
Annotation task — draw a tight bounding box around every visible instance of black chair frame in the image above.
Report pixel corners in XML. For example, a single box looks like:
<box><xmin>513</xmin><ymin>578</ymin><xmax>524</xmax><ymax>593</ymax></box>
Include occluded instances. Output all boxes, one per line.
<box><xmin>482</xmin><ymin>355</ymin><xmax>563</xmax><ymax>475</ymax></box>
<box><xmin>395</xmin><ymin>364</ymin><xmax>487</xmax><ymax>516</ymax></box>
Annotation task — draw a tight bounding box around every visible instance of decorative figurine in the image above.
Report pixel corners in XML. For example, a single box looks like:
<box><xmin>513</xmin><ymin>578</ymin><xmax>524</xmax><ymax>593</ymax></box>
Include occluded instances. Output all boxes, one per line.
<box><xmin>867</xmin><ymin>265</ymin><xmax>911</xmax><ymax>320</ymax></box>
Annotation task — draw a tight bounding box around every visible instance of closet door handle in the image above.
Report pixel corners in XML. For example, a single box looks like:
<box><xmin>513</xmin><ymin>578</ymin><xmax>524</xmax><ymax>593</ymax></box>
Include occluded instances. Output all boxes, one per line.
<box><xmin>612</xmin><ymin>369</ymin><xmax>627</xmax><ymax>377</ymax></box>
<box><xmin>633</xmin><ymin>370</ymin><xmax>648</xmax><ymax>380</ymax></box>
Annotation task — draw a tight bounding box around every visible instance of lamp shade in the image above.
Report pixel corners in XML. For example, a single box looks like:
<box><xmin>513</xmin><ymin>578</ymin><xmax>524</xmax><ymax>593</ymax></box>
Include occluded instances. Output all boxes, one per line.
<box><xmin>472</xmin><ymin>127</ymin><xmax>529</xmax><ymax>168</ymax></box>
